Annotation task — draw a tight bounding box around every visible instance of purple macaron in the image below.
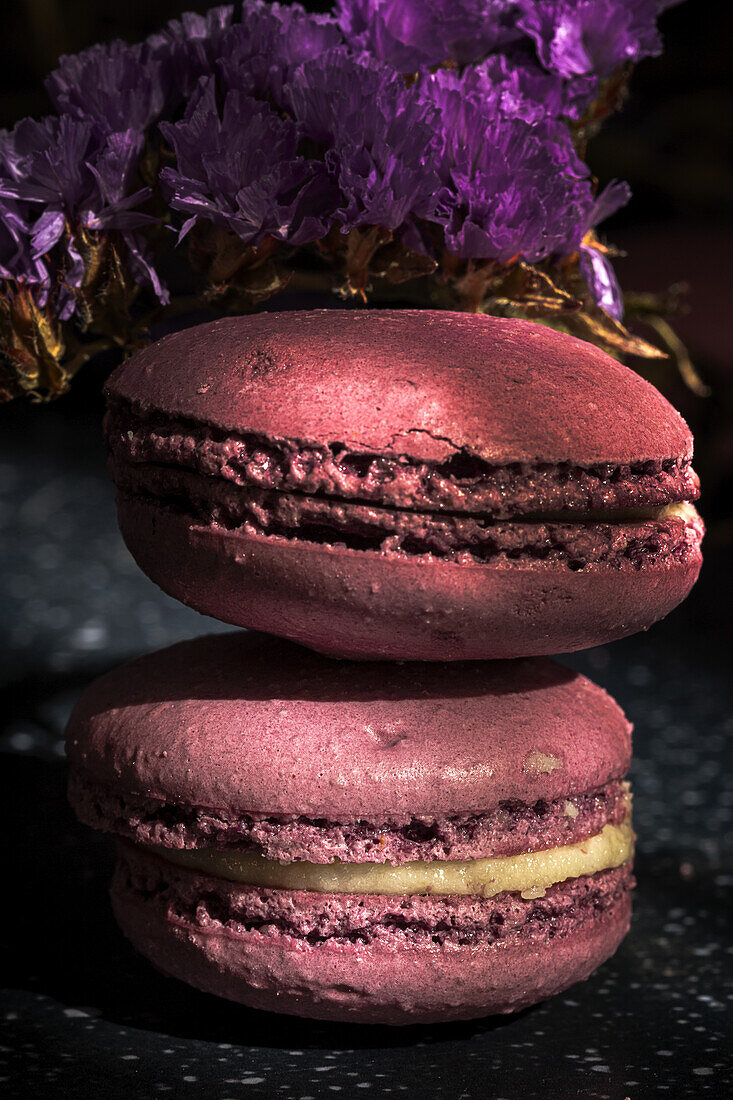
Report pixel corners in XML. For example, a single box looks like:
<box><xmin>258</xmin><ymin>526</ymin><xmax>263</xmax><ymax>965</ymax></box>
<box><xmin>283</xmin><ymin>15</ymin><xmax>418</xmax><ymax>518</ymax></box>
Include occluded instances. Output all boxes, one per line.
<box><xmin>105</xmin><ymin>309</ymin><xmax>703</xmax><ymax>660</ymax></box>
<box><xmin>66</xmin><ymin>632</ymin><xmax>635</xmax><ymax>1025</ymax></box>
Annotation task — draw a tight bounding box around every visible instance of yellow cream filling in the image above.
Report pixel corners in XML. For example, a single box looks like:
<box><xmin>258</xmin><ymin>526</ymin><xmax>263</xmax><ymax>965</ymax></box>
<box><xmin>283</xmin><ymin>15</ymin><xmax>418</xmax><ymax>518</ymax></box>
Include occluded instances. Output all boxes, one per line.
<box><xmin>146</xmin><ymin>818</ymin><xmax>633</xmax><ymax>900</ymax></box>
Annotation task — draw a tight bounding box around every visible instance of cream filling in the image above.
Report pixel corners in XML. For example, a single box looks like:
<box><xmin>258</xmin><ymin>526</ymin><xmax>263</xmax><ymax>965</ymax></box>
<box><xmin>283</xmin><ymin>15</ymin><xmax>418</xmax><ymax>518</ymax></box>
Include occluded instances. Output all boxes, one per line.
<box><xmin>145</xmin><ymin>818</ymin><xmax>634</xmax><ymax>900</ymax></box>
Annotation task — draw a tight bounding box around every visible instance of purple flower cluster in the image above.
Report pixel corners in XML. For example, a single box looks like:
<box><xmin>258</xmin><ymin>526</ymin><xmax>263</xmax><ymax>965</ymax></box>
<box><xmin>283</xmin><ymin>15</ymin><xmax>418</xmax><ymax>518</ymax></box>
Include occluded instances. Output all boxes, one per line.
<box><xmin>418</xmin><ymin>69</ymin><xmax>592</xmax><ymax>262</ymax></box>
<box><xmin>146</xmin><ymin>5</ymin><xmax>235</xmax><ymax>106</ymax></box>
<box><xmin>0</xmin><ymin>33</ymin><xmax>178</xmax><ymax>320</ymax></box>
<box><xmin>0</xmin><ymin>113</ymin><xmax>164</xmax><ymax>318</ymax></box>
<box><xmin>334</xmin><ymin>0</ymin><xmax>523</xmax><ymax>70</ymax></box>
<box><xmin>0</xmin><ymin>0</ymin><xmax>672</xmax><ymax>329</ymax></box>
<box><xmin>160</xmin><ymin>78</ymin><xmax>337</xmax><ymax>246</ymax></box>
<box><xmin>517</xmin><ymin>0</ymin><xmax>662</xmax><ymax>80</ymax></box>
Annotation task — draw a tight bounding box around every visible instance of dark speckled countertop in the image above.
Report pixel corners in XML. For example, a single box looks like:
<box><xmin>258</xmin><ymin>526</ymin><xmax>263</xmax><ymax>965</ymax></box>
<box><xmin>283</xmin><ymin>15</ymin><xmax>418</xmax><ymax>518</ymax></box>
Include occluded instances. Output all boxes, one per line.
<box><xmin>1</xmin><ymin>383</ymin><xmax>731</xmax><ymax>1099</ymax></box>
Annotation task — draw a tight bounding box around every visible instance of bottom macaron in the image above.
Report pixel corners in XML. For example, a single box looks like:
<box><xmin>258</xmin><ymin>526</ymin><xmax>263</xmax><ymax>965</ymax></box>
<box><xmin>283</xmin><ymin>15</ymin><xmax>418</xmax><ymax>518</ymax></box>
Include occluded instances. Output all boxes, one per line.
<box><xmin>66</xmin><ymin>633</ymin><xmax>635</xmax><ymax>1025</ymax></box>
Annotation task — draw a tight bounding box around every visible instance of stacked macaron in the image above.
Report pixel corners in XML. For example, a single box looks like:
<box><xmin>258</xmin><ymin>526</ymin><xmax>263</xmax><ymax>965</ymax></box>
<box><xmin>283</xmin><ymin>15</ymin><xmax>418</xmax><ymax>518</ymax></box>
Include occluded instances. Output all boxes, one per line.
<box><xmin>105</xmin><ymin>310</ymin><xmax>702</xmax><ymax>660</ymax></box>
<box><xmin>67</xmin><ymin>310</ymin><xmax>702</xmax><ymax>1023</ymax></box>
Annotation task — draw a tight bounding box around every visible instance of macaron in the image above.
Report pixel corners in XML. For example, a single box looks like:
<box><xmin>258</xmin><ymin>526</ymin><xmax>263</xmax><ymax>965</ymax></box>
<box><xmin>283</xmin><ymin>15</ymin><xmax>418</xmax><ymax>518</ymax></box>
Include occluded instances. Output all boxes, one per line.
<box><xmin>105</xmin><ymin>310</ymin><xmax>703</xmax><ymax>661</ymax></box>
<box><xmin>66</xmin><ymin>632</ymin><xmax>635</xmax><ymax>1025</ymax></box>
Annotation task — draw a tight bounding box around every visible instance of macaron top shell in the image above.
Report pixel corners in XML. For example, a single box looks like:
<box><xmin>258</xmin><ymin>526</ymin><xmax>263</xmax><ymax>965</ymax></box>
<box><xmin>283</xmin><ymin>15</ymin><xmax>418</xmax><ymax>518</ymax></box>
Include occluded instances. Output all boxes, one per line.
<box><xmin>106</xmin><ymin>310</ymin><xmax>692</xmax><ymax>466</ymax></box>
<box><xmin>66</xmin><ymin>633</ymin><xmax>631</xmax><ymax>820</ymax></box>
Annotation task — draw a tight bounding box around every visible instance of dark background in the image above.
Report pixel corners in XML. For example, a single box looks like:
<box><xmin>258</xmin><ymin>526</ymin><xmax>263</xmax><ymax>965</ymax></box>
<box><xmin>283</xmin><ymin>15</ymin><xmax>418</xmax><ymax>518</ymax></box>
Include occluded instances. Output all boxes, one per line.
<box><xmin>1</xmin><ymin>3</ymin><xmax>731</xmax><ymax>1098</ymax></box>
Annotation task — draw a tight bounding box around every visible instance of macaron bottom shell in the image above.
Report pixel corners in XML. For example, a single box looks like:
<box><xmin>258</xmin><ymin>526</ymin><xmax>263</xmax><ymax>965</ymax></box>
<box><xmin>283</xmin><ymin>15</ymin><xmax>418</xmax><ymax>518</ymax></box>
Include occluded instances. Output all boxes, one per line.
<box><xmin>111</xmin><ymin>844</ymin><xmax>632</xmax><ymax>1026</ymax></box>
<box><xmin>117</xmin><ymin>496</ymin><xmax>703</xmax><ymax>660</ymax></box>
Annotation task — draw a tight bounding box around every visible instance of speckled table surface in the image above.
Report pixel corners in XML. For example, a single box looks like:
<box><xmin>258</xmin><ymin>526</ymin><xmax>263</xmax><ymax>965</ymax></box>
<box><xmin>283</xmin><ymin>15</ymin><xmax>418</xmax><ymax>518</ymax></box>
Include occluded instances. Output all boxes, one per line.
<box><xmin>1</xmin><ymin>388</ymin><xmax>731</xmax><ymax>1099</ymax></box>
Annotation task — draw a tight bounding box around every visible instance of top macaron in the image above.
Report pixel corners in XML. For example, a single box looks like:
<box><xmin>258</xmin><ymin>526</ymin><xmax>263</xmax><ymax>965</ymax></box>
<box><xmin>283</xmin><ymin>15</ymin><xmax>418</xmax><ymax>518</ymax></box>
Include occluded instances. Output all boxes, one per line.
<box><xmin>106</xmin><ymin>309</ymin><xmax>703</xmax><ymax>660</ymax></box>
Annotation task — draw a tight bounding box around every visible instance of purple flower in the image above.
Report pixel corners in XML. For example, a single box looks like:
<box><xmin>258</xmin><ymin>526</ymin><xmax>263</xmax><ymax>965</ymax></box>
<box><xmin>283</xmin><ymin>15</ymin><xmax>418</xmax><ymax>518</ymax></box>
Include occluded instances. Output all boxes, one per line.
<box><xmin>159</xmin><ymin>78</ymin><xmax>336</xmax><ymax>247</ymax></box>
<box><xmin>0</xmin><ymin>117</ymin><xmax>110</xmax><ymax>288</ymax></box>
<box><xmin>335</xmin><ymin>0</ymin><xmax>522</xmax><ymax>70</ymax></box>
<box><xmin>0</xmin><ymin>202</ymin><xmax>38</xmax><ymax>287</ymax></box>
<box><xmin>285</xmin><ymin>49</ymin><xmax>396</xmax><ymax>146</ymax></box>
<box><xmin>41</xmin><ymin>41</ymin><xmax>170</xmax><ymax>307</ymax></box>
<box><xmin>335</xmin><ymin>0</ymin><xmax>449</xmax><ymax>70</ymax></box>
<box><xmin>283</xmin><ymin>49</ymin><xmax>442</xmax><ymax>233</ymax></box>
<box><xmin>330</xmin><ymin>85</ymin><xmax>442</xmax><ymax>232</ymax></box>
<box><xmin>146</xmin><ymin>5</ymin><xmax>235</xmax><ymax>106</ymax></box>
<box><xmin>480</xmin><ymin>55</ymin><xmax>597</xmax><ymax>121</ymax></box>
<box><xmin>517</xmin><ymin>0</ymin><xmax>662</xmax><ymax>80</ymax></box>
<box><xmin>86</xmin><ymin>131</ymin><xmax>170</xmax><ymax>304</ymax></box>
<box><xmin>448</xmin><ymin>1</ymin><xmax>527</xmax><ymax>65</ymax></box>
<box><xmin>421</xmin><ymin>56</ymin><xmax>595</xmax><ymax>125</ymax></box>
<box><xmin>217</xmin><ymin>2</ymin><xmax>342</xmax><ymax>104</ymax></box>
<box><xmin>1</xmin><ymin>117</ymin><xmax>96</xmax><ymax>214</ymax></box>
<box><xmin>0</xmin><ymin>116</ymin><xmax>166</xmax><ymax>307</ymax></box>
<box><xmin>0</xmin><ymin>131</ymin><xmax>49</xmax><ymax>293</ymax></box>
<box><xmin>45</xmin><ymin>39</ymin><xmax>168</xmax><ymax>133</ymax></box>
<box><xmin>579</xmin><ymin>179</ymin><xmax>631</xmax><ymax>318</ymax></box>
<box><xmin>421</xmin><ymin>86</ymin><xmax>594</xmax><ymax>260</ymax></box>
<box><xmin>1</xmin><ymin>118</ymin><xmax>155</xmax><ymax>238</ymax></box>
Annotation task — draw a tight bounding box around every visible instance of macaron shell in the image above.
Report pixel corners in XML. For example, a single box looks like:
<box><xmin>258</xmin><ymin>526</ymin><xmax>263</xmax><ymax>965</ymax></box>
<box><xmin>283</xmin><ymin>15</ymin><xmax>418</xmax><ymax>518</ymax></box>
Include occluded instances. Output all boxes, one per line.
<box><xmin>106</xmin><ymin>310</ymin><xmax>693</xmax><ymax>467</ymax></box>
<box><xmin>111</xmin><ymin>855</ymin><xmax>631</xmax><ymax>1025</ymax></box>
<box><xmin>66</xmin><ymin>630</ymin><xmax>631</xmax><ymax>821</ymax></box>
<box><xmin>115</xmin><ymin>494</ymin><xmax>703</xmax><ymax>662</ymax></box>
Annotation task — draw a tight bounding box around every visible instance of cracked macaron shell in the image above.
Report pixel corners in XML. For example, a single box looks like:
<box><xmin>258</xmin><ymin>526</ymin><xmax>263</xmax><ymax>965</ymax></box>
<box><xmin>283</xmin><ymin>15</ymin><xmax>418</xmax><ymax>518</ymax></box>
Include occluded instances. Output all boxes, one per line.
<box><xmin>105</xmin><ymin>309</ymin><xmax>693</xmax><ymax>468</ymax></box>
<box><xmin>65</xmin><ymin>632</ymin><xmax>631</xmax><ymax>822</ymax></box>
